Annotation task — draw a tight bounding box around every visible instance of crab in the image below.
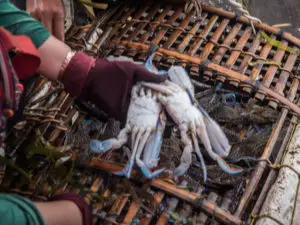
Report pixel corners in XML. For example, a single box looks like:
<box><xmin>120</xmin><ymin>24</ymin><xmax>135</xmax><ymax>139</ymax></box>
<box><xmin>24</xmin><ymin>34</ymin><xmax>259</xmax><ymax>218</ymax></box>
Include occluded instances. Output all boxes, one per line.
<box><xmin>90</xmin><ymin>55</ymin><xmax>167</xmax><ymax>179</ymax></box>
<box><xmin>90</xmin><ymin>84</ymin><xmax>166</xmax><ymax>178</ymax></box>
<box><xmin>142</xmin><ymin>66</ymin><xmax>243</xmax><ymax>181</ymax></box>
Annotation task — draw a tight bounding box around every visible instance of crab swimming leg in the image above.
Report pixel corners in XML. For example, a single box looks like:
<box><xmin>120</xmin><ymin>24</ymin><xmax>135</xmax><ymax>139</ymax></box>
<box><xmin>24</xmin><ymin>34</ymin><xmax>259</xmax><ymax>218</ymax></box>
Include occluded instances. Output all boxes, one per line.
<box><xmin>135</xmin><ymin>126</ymin><xmax>165</xmax><ymax>178</ymax></box>
<box><xmin>196</xmin><ymin>122</ymin><xmax>243</xmax><ymax>175</ymax></box>
<box><xmin>143</xmin><ymin>109</ymin><xmax>166</xmax><ymax>169</ymax></box>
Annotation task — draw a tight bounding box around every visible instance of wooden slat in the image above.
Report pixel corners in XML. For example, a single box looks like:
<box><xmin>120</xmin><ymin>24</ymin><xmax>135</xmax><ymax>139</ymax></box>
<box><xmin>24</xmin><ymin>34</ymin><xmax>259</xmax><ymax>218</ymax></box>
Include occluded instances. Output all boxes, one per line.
<box><xmin>190</xmin><ymin>15</ymin><xmax>221</xmax><ymax>57</ymax></box>
<box><xmin>177</xmin><ymin>13</ymin><xmax>208</xmax><ymax>53</ymax></box>
<box><xmin>226</xmin><ymin>27</ymin><xmax>253</xmax><ymax>86</ymax></box>
<box><xmin>269</xmin><ymin>48</ymin><xmax>299</xmax><ymax>108</ymax></box>
<box><xmin>163</xmin><ymin>11</ymin><xmax>194</xmax><ymax>49</ymax></box>
<box><xmin>205</xmin><ymin>23</ymin><xmax>243</xmax><ymax>80</ymax></box>
<box><xmin>240</xmin><ymin>33</ymin><xmax>262</xmax><ymax>93</ymax></box>
<box><xmin>255</xmin><ymin>40</ymin><xmax>288</xmax><ymax>101</ymax></box>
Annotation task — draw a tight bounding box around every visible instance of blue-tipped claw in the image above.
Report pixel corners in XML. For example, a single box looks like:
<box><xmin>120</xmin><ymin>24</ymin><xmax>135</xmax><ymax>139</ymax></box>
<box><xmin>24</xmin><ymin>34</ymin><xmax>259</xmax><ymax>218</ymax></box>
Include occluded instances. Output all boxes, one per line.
<box><xmin>114</xmin><ymin>159</ymin><xmax>135</xmax><ymax>178</ymax></box>
<box><xmin>216</xmin><ymin>156</ymin><xmax>243</xmax><ymax>175</ymax></box>
<box><xmin>90</xmin><ymin>139</ymin><xmax>113</xmax><ymax>153</ymax></box>
<box><xmin>145</xmin><ymin>53</ymin><xmax>167</xmax><ymax>75</ymax></box>
<box><xmin>137</xmin><ymin>160</ymin><xmax>165</xmax><ymax>178</ymax></box>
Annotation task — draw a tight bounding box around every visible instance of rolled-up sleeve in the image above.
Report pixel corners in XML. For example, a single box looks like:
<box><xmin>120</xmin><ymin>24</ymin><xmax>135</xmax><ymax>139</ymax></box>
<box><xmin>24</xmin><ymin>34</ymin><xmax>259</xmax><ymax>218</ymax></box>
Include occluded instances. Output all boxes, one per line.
<box><xmin>0</xmin><ymin>0</ymin><xmax>50</xmax><ymax>48</ymax></box>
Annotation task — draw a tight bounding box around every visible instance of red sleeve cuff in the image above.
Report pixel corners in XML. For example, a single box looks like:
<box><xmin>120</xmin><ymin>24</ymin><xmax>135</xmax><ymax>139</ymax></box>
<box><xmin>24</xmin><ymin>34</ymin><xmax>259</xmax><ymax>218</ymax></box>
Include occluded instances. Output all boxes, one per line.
<box><xmin>51</xmin><ymin>193</ymin><xmax>92</xmax><ymax>225</ymax></box>
<box><xmin>60</xmin><ymin>51</ymin><xmax>95</xmax><ymax>97</ymax></box>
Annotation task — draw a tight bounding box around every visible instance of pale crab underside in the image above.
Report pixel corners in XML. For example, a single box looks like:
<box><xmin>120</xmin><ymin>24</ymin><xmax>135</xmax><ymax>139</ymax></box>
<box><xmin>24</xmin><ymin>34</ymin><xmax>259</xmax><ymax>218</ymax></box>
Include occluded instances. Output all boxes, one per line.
<box><xmin>90</xmin><ymin>84</ymin><xmax>166</xmax><ymax>178</ymax></box>
<box><xmin>142</xmin><ymin>66</ymin><xmax>243</xmax><ymax>181</ymax></box>
<box><xmin>90</xmin><ymin>56</ymin><xmax>167</xmax><ymax>179</ymax></box>
<box><xmin>90</xmin><ymin>54</ymin><xmax>243</xmax><ymax>181</ymax></box>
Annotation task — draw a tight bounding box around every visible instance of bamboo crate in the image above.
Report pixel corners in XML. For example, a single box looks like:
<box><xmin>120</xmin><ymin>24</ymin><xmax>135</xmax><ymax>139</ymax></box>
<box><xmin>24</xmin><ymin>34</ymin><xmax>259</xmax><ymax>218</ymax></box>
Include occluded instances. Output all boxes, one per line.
<box><xmin>2</xmin><ymin>1</ymin><xmax>300</xmax><ymax>225</ymax></box>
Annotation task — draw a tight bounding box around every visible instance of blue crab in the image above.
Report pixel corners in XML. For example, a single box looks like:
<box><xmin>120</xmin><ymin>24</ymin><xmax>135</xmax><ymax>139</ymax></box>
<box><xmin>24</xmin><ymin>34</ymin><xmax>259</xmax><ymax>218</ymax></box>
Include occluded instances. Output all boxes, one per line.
<box><xmin>89</xmin><ymin>56</ymin><xmax>166</xmax><ymax>179</ymax></box>
<box><xmin>142</xmin><ymin>55</ymin><xmax>243</xmax><ymax>181</ymax></box>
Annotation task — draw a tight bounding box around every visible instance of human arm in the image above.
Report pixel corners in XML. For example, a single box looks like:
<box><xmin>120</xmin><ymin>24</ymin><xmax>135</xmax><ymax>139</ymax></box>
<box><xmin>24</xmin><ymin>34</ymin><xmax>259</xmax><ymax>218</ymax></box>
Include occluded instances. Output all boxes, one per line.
<box><xmin>0</xmin><ymin>193</ymin><xmax>91</xmax><ymax>225</ymax></box>
<box><xmin>0</xmin><ymin>0</ymin><xmax>69</xmax><ymax>79</ymax></box>
<box><xmin>35</xmin><ymin>193</ymin><xmax>93</xmax><ymax>225</ymax></box>
<box><xmin>0</xmin><ymin>0</ymin><xmax>167</xmax><ymax>120</ymax></box>
<box><xmin>26</xmin><ymin>0</ymin><xmax>65</xmax><ymax>41</ymax></box>
<box><xmin>34</xmin><ymin>201</ymin><xmax>83</xmax><ymax>225</ymax></box>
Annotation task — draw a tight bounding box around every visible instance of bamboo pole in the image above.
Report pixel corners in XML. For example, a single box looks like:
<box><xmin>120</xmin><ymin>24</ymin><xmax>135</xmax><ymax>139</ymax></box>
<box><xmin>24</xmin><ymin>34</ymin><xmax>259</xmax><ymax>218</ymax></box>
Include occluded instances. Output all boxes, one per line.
<box><xmin>84</xmin><ymin>160</ymin><xmax>243</xmax><ymax>225</ymax></box>
<box><xmin>114</xmin><ymin>40</ymin><xmax>300</xmax><ymax>116</ymax></box>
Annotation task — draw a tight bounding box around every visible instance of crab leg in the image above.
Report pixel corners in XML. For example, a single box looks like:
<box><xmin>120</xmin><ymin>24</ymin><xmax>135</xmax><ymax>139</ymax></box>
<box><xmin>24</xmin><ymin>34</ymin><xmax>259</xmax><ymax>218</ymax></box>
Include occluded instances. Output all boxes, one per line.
<box><xmin>197</xmin><ymin>105</ymin><xmax>231</xmax><ymax>157</ymax></box>
<box><xmin>190</xmin><ymin>122</ymin><xmax>207</xmax><ymax>182</ymax></box>
<box><xmin>173</xmin><ymin>125</ymin><xmax>193</xmax><ymax>176</ymax></box>
<box><xmin>167</xmin><ymin>66</ymin><xmax>195</xmax><ymax>97</ymax></box>
<box><xmin>196</xmin><ymin>125</ymin><xmax>243</xmax><ymax>175</ymax></box>
<box><xmin>141</xmin><ymin>82</ymin><xmax>174</xmax><ymax>96</ymax></box>
<box><xmin>90</xmin><ymin>126</ymin><xmax>130</xmax><ymax>153</ymax></box>
<box><xmin>142</xmin><ymin>130</ymin><xmax>160</xmax><ymax>168</ymax></box>
<box><xmin>114</xmin><ymin>126</ymin><xmax>142</xmax><ymax>178</ymax></box>
<box><xmin>143</xmin><ymin>112</ymin><xmax>166</xmax><ymax>169</ymax></box>
<box><xmin>135</xmin><ymin>127</ymin><xmax>165</xmax><ymax>178</ymax></box>
<box><xmin>145</xmin><ymin>53</ymin><xmax>167</xmax><ymax>75</ymax></box>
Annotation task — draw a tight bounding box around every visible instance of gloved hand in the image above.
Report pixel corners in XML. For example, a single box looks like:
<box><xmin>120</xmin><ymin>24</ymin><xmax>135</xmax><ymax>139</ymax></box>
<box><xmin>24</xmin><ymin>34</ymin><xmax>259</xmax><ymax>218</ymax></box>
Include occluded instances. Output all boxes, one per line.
<box><xmin>61</xmin><ymin>52</ymin><xmax>167</xmax><ymax>121</ymax></box>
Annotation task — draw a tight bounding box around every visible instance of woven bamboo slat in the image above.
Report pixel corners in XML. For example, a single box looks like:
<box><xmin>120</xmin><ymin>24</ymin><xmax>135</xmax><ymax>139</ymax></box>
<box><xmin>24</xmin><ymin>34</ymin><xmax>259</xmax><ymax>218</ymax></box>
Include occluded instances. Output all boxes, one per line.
<box><xmin>70</xmin><ymin>1</ymin><xmax>299</xmax><ymax>114</ymax></box>
<box><xmin>2</xmin><ymin>2</ymin><xmax>300</xmax><ymax>225</ymax></box>
<box><xmin>2</xmin><ymin>76</ymin><xmax>291</xmax><ymax>225</ymax></box>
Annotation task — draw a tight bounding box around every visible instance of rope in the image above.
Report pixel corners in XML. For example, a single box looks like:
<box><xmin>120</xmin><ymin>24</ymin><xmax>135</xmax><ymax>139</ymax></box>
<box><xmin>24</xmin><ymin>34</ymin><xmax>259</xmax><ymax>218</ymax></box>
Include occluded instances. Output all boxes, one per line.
<box><xmin>184</xmin><ymin>0</ymin><xmax>202</xmax><ymax>20</ymax></box>
<box><xmin>250</xmin><ymin>162</ymin><xmax>300</xmax><ymax>225</ymax></box>
<box><xmin>249</xmin><ymin>126</ymin><xmax>300</xmax><ymax>225</ymax></box>
<box><xmin>250</xmin><ymin>214</ymin><xmax>284</xmax><ymax>225</ymax></box>
<box><xmin>260</xmin><ymin>32</ymin><xmax>300</xmax><ymax>56</ymax></box>
<box><xmin>223</xmin><ymin>0</ymin><xmax>261</xmax><ymax>23</ymax></box>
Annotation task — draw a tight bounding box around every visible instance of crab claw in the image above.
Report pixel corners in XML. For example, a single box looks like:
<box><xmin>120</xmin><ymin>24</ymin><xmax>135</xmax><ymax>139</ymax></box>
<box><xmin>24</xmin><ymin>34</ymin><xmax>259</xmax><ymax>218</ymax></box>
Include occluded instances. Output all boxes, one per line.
<box><xmin>90</xmin><ymin>139</ymin><xmax>113</xmax><ymax>153</ymax></box>
<box><xmin>145</xmin><ymin>53</ymin><xmax>167</xmax><ymax>75</ymax></box>
<box><xmin>114</xmin><ymin>159</ymin><xmax>135</xmax><ymax>178</ymax></box>
<box><xmin>216</xmin><ymin>156</ymin><xmax>243</xmax><ymax>175</ymax></box>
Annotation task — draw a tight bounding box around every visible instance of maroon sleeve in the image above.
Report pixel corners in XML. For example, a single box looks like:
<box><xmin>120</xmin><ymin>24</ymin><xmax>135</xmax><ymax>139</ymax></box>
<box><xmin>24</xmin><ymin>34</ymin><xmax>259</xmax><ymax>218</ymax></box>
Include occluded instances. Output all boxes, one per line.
<box><xmin>61</xmin><ymin>51</ymin><xmax>167</xmax><ymax>120</ymax></box>
<box><xmin>51</xmin><ymin>193</ymin><xmax>92</xmax><ymax>225</ymax></box>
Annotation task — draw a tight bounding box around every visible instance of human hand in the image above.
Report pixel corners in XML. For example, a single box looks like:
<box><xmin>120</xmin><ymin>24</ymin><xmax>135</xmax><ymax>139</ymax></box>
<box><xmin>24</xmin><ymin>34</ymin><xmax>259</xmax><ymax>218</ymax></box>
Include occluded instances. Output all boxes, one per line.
<box><xmin>60</xmin><ymin>52</ymin><xmax>168</xmax><ymax>121</ymax></box>
<box><xmin>26</xmin><ymin>0</ymin><xmax>65</xmax><ymax>41</ymax></box>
